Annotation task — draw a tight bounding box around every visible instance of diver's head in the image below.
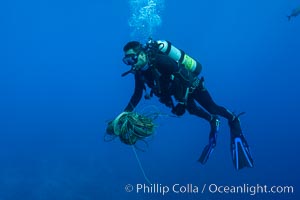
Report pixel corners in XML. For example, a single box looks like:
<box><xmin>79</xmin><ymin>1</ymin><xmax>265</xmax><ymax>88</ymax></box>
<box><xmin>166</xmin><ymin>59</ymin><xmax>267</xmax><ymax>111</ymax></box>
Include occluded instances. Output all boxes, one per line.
<box><xmin>123</xmin><ymin>41</ymin><xmax>148</xmax><ymax>71</ymax></box>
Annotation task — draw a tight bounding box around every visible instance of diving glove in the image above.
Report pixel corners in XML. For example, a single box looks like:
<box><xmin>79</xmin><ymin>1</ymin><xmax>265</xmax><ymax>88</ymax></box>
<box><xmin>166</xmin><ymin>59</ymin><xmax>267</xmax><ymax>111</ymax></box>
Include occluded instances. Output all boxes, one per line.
<box><xmin>172</xmin><ymin>103</ymin><xmax>186</xmax><ymax>116</ymax></box>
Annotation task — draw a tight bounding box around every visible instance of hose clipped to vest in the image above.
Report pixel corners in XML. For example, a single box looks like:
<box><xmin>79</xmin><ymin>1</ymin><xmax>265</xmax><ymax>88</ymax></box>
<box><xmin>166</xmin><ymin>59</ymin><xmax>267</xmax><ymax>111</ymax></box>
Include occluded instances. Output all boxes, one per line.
<box><xmin>106</xmin><ymin>111</ymin><xmax>157</xmax><ymax>145</ymax></box>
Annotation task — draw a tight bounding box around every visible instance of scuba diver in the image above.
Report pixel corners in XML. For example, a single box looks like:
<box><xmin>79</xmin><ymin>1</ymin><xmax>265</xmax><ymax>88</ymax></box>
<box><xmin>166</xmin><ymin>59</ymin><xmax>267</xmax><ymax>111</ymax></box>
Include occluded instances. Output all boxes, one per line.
<box><xmin>120</xmin><ymin>39</ymin><xmax>254</xmax><ymax>170</ymax></box>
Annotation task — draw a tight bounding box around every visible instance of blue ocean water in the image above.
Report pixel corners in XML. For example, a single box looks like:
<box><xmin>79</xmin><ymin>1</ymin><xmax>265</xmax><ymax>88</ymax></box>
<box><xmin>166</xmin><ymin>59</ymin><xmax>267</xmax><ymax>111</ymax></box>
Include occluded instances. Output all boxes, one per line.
<box><xmin>0</xmin><ymin>0</ymin><xmax>299</xmax><ymax>199</ymax></box>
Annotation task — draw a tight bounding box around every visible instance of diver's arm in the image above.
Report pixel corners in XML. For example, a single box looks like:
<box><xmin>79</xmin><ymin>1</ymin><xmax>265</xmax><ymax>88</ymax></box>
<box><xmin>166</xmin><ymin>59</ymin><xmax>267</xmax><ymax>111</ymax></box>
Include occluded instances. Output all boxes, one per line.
<box><xmin>124</xmin><ymin>74</ymin><xmax>144</xmax><ymax>112</ymax></box>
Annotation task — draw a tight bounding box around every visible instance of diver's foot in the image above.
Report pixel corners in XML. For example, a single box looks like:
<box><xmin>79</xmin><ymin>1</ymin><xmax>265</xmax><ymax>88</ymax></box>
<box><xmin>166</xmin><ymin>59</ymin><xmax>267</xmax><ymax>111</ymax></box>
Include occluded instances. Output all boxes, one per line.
<box><xmin>210</xmin><ymin>115</ymin><xmax>220</xmax><ymax>137</ymax></box>
<box><xmin>208</xmin><ymin>115</ymin><xmax>220</xmax><ymax>146</ymax></box>
<box><xmin>228</xmin><ymin>112</ymin><xmax>245</xmax><ymax>137</ymax></box>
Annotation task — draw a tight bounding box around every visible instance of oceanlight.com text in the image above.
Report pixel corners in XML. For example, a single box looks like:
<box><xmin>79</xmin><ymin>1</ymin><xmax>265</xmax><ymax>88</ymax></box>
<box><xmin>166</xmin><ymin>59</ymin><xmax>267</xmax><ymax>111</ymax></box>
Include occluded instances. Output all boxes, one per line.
<box><xmin>207</xmin><ymin>183</ymin><xmax>294</xmax><ymax>196</ymax></box>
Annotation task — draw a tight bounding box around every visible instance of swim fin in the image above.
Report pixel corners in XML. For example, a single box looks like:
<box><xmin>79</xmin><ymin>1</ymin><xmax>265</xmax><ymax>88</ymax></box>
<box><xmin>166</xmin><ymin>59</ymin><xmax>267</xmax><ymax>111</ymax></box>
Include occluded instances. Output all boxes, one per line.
<box><xmin>229</xmin><ymin>113</ymin><xmax>254</xmax><ymax>170</ymax></box>
<box><xmin>231</xmin><ymin>134</ymin><xmax>254</xmax><ymax>170</ymax></box>
<box><xmin>198</xmin><ymin>116</ymin><xmax>220</xmax><ymax>164</ymax></box>
<box><xmin>198</xmin><ymin>138</ymin><xmax>216</xmax><ymax>164</ymax></box>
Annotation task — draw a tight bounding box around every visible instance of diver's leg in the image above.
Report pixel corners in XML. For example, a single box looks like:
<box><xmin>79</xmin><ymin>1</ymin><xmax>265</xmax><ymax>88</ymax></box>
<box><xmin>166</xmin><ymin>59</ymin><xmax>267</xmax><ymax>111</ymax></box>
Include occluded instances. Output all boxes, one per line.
<box><xmin>186</xmin><ymin>97</ymin><xmax>220</xmax><ymax>136</ymax></box>
<box><xmin>186</xmin><ymin>97</ymin><xmax>220</xmax><ymax>138</ymax></box>
<box><xmin>186</xmin><ymin>97</ymin><xmax>211</xmax><ymax>121</ymax></box>
<box><xmin>192</xmin><ymin>83</ymin><xmax>234</xmax><ymax>120</ymax></box>
<box><xmin>193</xmin><ymin>84</ymin><xmax>243</xmax><ymax>134</ymax></box>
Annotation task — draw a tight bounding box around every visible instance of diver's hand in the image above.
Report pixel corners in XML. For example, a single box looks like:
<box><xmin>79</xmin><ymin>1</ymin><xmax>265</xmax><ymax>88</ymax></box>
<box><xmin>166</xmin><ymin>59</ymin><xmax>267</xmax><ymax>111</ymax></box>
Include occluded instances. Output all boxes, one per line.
<box><xmin>172</xmin><ymin>103</ymin><xmax>186</xmax><ymax>116</ymax></box>
<box><xmin>106</xmin><ymin>120</ymin><xmax>114</xmax><ymax>134</ymax></box>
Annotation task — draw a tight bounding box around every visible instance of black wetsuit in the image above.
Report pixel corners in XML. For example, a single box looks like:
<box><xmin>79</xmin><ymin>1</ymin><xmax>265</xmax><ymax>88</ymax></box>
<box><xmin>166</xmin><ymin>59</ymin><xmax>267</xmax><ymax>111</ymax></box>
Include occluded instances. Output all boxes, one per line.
<box><xmin>124</xmin><ymin>53</ymin><xmax>234</xmax><ymax>122</ymax></box>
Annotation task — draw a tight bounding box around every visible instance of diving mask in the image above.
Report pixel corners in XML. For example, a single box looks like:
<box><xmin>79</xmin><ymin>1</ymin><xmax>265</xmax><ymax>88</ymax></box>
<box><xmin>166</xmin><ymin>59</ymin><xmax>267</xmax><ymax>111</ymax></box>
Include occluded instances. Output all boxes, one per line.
<box><xmin>122</xmin><ymin>51</ymin><xmax>141</xmax><ymax>66</ymax></box>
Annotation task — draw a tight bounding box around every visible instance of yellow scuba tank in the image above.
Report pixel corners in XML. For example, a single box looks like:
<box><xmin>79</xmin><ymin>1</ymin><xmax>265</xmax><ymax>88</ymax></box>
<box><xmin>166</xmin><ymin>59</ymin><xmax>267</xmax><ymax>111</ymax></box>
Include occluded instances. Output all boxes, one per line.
<box><xmin>156</xmin><ymin>40</ymin><xmax>202</xmax><ymax>76</ymax></box>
